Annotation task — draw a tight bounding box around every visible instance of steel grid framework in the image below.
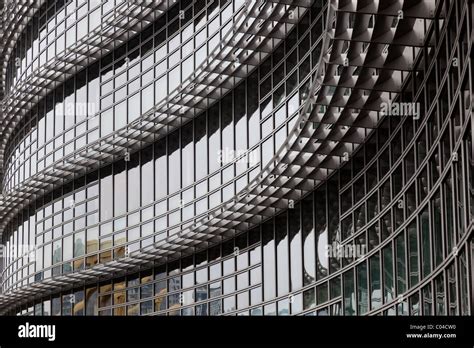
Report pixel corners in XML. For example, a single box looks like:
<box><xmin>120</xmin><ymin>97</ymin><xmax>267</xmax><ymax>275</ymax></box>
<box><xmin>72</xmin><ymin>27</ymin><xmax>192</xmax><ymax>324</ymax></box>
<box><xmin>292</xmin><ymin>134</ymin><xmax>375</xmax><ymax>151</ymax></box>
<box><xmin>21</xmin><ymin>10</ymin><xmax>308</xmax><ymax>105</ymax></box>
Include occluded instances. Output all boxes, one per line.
<box><xmin>0</xmin><ymin>0</ymin><xmax>181</xmax><ymax>185</ymax></box>
<box><xmin>0</xmin><ymin>0</ymin><xmax>442</xmax><ymax>311</ymax></box>
<box><xmin>1</xmin><ymin>0</ymin><xmax>312</xmax><ymax>192</ymax></box>
<box><xmin>0</xmin><ymin>0</ymin><xmax>45</xmax><ymax>100</ymax></box>
<box><xmin>0</xmin><ymin>0</ymin><xmax>312</xmax><ymax>234</ymax></box>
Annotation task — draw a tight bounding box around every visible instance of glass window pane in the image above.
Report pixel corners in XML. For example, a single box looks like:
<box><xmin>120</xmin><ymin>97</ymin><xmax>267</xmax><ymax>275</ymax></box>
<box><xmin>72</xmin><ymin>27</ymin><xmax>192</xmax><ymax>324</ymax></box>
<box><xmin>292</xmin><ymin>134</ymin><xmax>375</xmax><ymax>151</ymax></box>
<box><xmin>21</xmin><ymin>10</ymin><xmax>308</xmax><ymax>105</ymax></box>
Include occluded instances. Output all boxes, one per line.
<box><xmin>383</xmin><ymin>245</ymin><xmax>394</xmax><ymax>303</ymax></box>
<box><xmin>302</xmin><ymin>197</ymin><xmax>315</xmax><ymax>285</ymax></box>
<box><xmin>420</xmin><ymin>206</ymin><xmax>431</xmax><ymax>278</ymax></box>
<box><xmin>343</xmin><ymin>270</ymin><xmax>355</xmax><ymax>316</ymax></box>
<box><xmin>435</xmin><ymin>273</ymin><xmax>445</xmax><ymax>315</ymax></box>
<box><xmin>370</xmin><ymin>253</ymin><xmax>381</xmax><ymax>310</ymax></box>
<box><xmin>357</xmin><ymin>262</ymin><xmax>368</xmax><ymax>314</ymax></box>
<box><xmin>396</xmin><ymin>233</ymin><xmax>407</xmax><ymax>295</ymax></box>
<box><xmin>262</xmin><ymin>221</ymin><xmax>275</xmax><ymax>301</ymax></box>
<box><xmin>289</xmin><ymin>203</ymin><xmax>302</xmax><ymax>290</ymax></box>
<box><xmin>276</xmin><ymin>213</ymin><xmax>289</xmax><ymax>296</ymax></box>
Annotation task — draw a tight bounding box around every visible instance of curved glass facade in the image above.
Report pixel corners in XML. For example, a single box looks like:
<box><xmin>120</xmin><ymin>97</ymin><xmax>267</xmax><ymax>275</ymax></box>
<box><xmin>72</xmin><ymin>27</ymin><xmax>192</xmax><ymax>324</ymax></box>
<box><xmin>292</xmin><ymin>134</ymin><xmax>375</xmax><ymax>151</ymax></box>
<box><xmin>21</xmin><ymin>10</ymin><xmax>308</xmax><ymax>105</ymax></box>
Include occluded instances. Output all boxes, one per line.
<box><xmin>0</xmin><ymin>0</ymin><xmax>472</xmax><ymax>317</ymax></box>
<box><xmin>1</xmin><ymin>1</ymin><xmax>325</xmax><ymax>292</ymax></box>
<box><xmin>3</xmin><ymin>0</ymin><xmax>174</xmax><ymax>95</ymax></box>
<box><xmin>3</xmin><ymin>0</ymin><xmax>241</xmax><ymax>191</ymax></box>
<box><xmin>6</xmin><ymin>0</ymin><xmax>121</xmax><ymax>93</ymax></box>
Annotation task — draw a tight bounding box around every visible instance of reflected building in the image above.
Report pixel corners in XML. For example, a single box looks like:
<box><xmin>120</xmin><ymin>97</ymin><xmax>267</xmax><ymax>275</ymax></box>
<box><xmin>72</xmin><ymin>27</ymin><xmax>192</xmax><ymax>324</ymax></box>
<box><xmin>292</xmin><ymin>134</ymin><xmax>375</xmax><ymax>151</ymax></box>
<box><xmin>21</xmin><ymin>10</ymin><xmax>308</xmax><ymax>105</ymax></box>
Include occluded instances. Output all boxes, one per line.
<box><xmin>0</xmin><ymin>0</ymin><xmax>473</xmax><ymax>316</ymax></box>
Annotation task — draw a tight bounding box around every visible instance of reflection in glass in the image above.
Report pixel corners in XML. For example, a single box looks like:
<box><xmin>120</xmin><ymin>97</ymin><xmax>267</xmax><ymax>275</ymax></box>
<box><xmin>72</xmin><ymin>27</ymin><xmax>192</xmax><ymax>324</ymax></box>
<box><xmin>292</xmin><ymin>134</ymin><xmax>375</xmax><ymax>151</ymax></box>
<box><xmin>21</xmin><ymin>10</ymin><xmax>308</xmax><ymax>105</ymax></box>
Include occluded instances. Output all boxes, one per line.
<box><xmin>141</xmin><ymin>301</ymin><xmax>153</xmax><ymax>315</ymax></box>
<box><xmin>277</xmin><ymin>298</ymin><xmax>290</xmax><ymax>316</ymax></box>
<box><xmin>444</xmin><ymin>176</ymin><xmax>454</xmax><ymax>253</ymax></box>
<box><xmin>370</xmin><ymin>253</ymin><xmax>381</xmax><ymax>310</ymax></box>
<box><xmin>420</xmin><ymin>206</ymin><xmax>431</xmax><ymax>278</ymax></box>
<box><xmin>432</xmin><ymin>190</ymin><xmax>443</xmax><ymax>267</ymax></box>
<box><xmin>209</xmin><ymin>300</ymin><xmax>222</xmax><ymax>315</ymax></box>
<box><xmin>303</xmin><ymin>287</ymin><xmax>315</xmax><ymax>311</ymax></box>
<box><xmin>330</xmin><ymin>276</ymin><xmax>341</xmax><ymax>299</ymax></box>
<box><xmin>315</xmin><ymin>189</ymin><xmax>328</xmax><ymax>279</ymax></box>
<box><xmin>223</xmin><ymin>296</ymin><xmax>235</xmax><ymax>313</ymax></box>
<box><xmin>73</xmin><ymin>290</ymin><xmax>84</xmax><ymax>316</ymax></box>
<box><xmin>85</xmin><ymin>287</ymin><xmax>98</xmax><ymax>315</ymax></box>
<box><xmin>422</xmin><ymin>284</ymin><xmax>432</xmax><ymax>315</ymax></box>
<box><xmin>52</xmin><ymin>296</ymin><xmax>61</xmax><ymax>316</ymax></box>
<box><xmin>447</xmin><ymin>263</ymin><xmax>457</xmax><ymax>315</ymax></box>
<box><xmin>396</xmin><ymin>234</ymin><xmax>407</xmax><ymax>295</ymax></box>
<box><xmin>262</xmin><ymin>221</ymin><xmax>275</xmax><ymax>301</ymax></box>
<box><xmin>343</xmin><ymin>270</ymin><xmax>355</xmax><ymax>316</ymax></box>
<box><xmin>357</xmin><ymin>262</ymin><xmax>368</xmax><ymax>314</ymax></box>
<box><xmin>435</xmin><ymin>273</ymin><xmax>445</xmax><ymax>315</ymax></box>
<box><xmin>409</xmin><ymin>292</ymin><xmax>420</xmax><ymax>315</ymax></box>
<box><xmin>62</xmin><ymin>294</ymin><xmax>72</xmax><ymax>316</ymax></box>
<box><xmin>302</xmin><ymin>197</ymin><xmax>315</xmax><ymax>285</ymax></box>
<box><xmin>383</xmin><ymin>245</ymin><xmax>394</xmax><ymax>303</ymax></box>
<box><xmin>289</xmin><ymin>203</ymin><xmax>302</xmax><ymax>291</ymax></box>
<box><xmin>275</xmin><ymin>213</ymin><xmax>289</xmax><ymax>296</ymax></box>
<box><xmin>459</xmin><ymin>251</ymin><xmax>469</xmax><ymax>315</ymax></box>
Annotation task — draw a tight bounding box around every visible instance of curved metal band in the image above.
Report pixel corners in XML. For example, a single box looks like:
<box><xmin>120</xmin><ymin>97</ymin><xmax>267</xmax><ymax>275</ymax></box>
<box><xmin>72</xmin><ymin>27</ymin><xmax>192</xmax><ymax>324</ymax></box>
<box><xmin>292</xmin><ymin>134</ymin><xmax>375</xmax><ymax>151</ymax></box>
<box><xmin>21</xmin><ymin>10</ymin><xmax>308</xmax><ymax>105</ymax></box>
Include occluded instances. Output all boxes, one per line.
<box><xmin>0</xmin><ymin>0</ymin><xmax>442</xmax><ymax>312</ymax></box>
<box><xmin>0</xmin><ymin>1</ymin><xmax>175</xmax><ymax>181</ymax></box>
<box><xmin>0</xmin><ymin>0</ymin><xmax>312</xmax><ymax>235</ymax></box>
<box><xmin>0</xmin><ymin>1</ymin><xmax>318</xmax><ymax>310</ymax></box>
